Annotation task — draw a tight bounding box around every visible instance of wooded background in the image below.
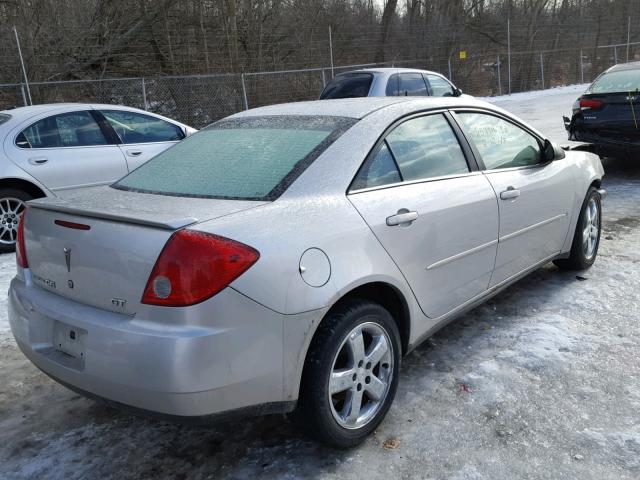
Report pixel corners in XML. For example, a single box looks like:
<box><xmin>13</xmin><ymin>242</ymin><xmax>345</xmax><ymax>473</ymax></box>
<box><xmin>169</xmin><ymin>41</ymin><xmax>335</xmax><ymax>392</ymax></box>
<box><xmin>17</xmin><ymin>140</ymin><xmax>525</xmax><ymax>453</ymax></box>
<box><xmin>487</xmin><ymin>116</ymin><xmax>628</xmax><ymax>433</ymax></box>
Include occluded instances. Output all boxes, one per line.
<box><xmin>0</xmin><ymin>0</ymin><xmax>639</xmax><ymax>126</ymax></box>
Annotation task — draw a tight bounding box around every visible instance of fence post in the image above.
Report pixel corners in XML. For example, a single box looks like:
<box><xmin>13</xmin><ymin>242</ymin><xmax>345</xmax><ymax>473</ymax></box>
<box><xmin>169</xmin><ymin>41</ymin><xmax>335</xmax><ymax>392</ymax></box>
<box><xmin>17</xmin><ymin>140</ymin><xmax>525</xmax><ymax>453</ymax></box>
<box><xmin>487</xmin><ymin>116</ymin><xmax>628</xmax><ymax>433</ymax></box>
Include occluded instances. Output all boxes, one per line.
<box><xmin>447</xmin><ymin>58</ymin><xmax>452</xmax><ymax>81</ymax></box>
<box><xmin>580</xmin><ymin>49</ymin><xmax>584</xmax><ymax>84</ymax></box>
<box><xmin>20</xmin><ymin>84</ymin><xmax>28</xmax><ymax>107</ymax></box>
<box><xmin>497</xmin><ymin>55</ymin><xmax>502</xmax><ymax>96</ymax></box>
<box><xmin>507</xmin><ymin>18</ymin><xmax>511</xmax><ymax>94</ymax></box>
<box><xmin>328</xmin><ymin>26</ymin><xmax>335</xmax><ymax>78</ymax></box>
<box><xmin>614</xmin><ymin>46</ymin><xmax>618</xmax><ymax>64</ymax></box>
<box><xmin>141</xmin><ymin>78</ymin><xmax>149</xmax><ymax>110</ymax></box>
<box><xmin>241</xmin><ymin>73</ymin><xmax>249</xmax><ymax>110</ymax></box>
<box><xmin>539</xmin><ymin>52</ymin><xmax>545</xmax><ymax>89</ymax></box>
<box><xmin>13</xmin><ymin>26</ymin><xmax>32</xmax><ymax>105</ymax></box>
<box><xmin>321</xmin><ymin>69</ymin><xmax>326</xmax><ymax>87</ymax></box>
<box><xmin>627</xmin><ymin>16</ymin><xmax>631</xmax><ymax>62</ymax></box>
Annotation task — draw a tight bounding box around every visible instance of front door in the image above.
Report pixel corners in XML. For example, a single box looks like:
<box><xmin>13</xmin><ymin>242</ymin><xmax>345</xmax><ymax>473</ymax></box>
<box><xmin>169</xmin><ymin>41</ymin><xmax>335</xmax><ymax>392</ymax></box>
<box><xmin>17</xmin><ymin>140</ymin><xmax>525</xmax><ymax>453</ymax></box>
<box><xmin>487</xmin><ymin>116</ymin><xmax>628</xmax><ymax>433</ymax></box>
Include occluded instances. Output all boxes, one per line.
<box><xmin>98</xmin><ymin>109</ymin><xmax>185</xmax><ymax>171</ymax></box>
<box><xmin>348</xmin><ymin>113</ymin><xmax>499</xmax><ymax>319</ymax></box>
<box><xmin>454</xmin><ymin>111</ymin><xmax>574</xmax><ymax>286</ymax></box>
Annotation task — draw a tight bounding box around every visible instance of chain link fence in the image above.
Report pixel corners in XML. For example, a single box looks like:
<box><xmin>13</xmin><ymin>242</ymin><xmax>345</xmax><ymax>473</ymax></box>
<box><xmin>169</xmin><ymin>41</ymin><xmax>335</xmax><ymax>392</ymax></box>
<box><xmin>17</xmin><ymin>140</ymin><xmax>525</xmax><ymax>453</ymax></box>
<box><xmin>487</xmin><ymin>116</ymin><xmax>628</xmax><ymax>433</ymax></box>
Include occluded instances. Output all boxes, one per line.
<box><xmin>0</xmin><ymin>43</ymin><xmax>637</xmax><ymax>129</ymax></box>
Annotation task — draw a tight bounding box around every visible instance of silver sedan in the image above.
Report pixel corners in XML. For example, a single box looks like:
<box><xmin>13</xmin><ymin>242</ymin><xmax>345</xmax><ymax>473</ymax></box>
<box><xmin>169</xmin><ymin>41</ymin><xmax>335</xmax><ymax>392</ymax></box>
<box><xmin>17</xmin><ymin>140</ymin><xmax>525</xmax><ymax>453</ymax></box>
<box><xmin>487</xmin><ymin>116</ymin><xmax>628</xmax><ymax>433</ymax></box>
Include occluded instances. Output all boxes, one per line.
<box><xmin>9</xmin><ymin>96</ymin><xmax>604</xmax><ymax>447</ymax></box>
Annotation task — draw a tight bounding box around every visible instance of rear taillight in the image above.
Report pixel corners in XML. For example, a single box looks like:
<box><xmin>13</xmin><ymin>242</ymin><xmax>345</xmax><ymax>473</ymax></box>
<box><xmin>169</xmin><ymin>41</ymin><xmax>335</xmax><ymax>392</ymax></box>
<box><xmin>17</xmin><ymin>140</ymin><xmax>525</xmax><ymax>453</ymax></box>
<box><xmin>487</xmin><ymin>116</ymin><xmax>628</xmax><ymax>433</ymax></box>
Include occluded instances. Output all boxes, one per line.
<box><xmin>579</xmin><ymin>98</ymin><xmax>604</xmax><ymax>111</ymax></box>
<box><xmin>141</xmin><ymin>230</ymin><xmax>259</xmax><ymax>307</ymax></box>
<box><xmin>16</xmin><ymin>207</ymin><xmax>28</xmax><ymax>268</ymax></box>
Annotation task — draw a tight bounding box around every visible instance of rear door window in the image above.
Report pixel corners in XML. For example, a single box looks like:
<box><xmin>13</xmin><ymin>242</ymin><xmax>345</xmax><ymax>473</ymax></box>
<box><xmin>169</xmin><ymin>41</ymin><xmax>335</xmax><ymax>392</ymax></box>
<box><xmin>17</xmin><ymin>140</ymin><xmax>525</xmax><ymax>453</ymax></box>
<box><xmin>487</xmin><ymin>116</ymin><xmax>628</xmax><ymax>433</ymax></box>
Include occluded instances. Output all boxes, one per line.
<box><xmin>386</xmin><ymin>114</ymin><xmax>468</xmax><ymax>180</ymax></box>
<box><xmin>114</xmin><ymin>116</ymin><xmax>355</xmax><ymax>200</ymax></box>
<box><xmin>397</xmin><ymin>73</ymin><xmax>429</xmax><ymax>96</ymax></box>
<box><xmin>351</xmin><ymin>142</ymin><xmax>401</xmax><ymax>190</ymax></box>
<box><xmin>386</xmin><ymin>74</ymin><xmax>400</xmax><ymax>96</ymax></box>
<box><xmin>100</xmin><ymin>110</ymin><xmax>185</xmax><ymax>144</ymax></box>
<box><xmin>17</xmin><ymin>111</ymin><xmax>108</xmax><ymax>148</ymax></box>
<box><xmin>352</xmin><ymin>113</ymin><xmax>469</xmax><ymax>190</ymax></box>
<box><xmin>320</xmin><ymin>73</ymin><xmax>374</xmax><ymax>99</ymax></box>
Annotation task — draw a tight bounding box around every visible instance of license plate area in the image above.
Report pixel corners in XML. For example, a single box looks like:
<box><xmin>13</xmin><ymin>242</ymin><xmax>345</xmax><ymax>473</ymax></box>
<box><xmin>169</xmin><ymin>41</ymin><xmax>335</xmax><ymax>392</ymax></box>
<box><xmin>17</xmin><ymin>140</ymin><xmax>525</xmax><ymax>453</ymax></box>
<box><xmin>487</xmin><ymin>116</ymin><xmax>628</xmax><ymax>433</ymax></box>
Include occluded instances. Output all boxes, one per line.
<box><xmin>53</xmin><ymin>321</ymin><xmax>87</xmax><ymax>360</ymax></box>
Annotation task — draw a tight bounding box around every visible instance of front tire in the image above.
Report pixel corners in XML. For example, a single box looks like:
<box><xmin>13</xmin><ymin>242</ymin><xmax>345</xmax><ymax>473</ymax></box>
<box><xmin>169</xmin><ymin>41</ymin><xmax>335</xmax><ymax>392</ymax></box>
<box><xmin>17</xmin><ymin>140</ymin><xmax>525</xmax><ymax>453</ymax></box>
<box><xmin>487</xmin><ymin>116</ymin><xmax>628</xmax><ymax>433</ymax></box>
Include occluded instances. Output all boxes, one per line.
<box><xmin>0</xmin><ymin>188</ymin><xmax>32</xmax><ymax>254</ymax></box>
<box><xmin>296</xmin><ymin>299</ymin><xmax>401</xmax><ymax>447</ymax></box>
<box><xmin>554</xmin><ymin>186</ymin><xmax>602</xmax><ymax>270</ymax></box>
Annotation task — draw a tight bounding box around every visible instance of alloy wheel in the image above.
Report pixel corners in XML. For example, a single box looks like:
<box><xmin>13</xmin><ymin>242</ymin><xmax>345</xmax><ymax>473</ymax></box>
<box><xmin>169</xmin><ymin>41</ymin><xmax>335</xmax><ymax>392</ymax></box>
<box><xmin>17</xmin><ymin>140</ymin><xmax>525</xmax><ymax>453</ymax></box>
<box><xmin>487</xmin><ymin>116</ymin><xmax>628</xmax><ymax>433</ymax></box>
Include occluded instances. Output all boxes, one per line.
<box><xmin>328</xmin><ymin>322</ymin><xmax>394</xmax><ymax>430</ymax></box>
<box><xmin>0</xmin><ymin>197</ymin><xmax>25</xmax><ymax>245</ymax></box>
<box><xmin>582</xmin><ymin>197</ymin><xmax>599</xmax><ymax>260</ymax></box>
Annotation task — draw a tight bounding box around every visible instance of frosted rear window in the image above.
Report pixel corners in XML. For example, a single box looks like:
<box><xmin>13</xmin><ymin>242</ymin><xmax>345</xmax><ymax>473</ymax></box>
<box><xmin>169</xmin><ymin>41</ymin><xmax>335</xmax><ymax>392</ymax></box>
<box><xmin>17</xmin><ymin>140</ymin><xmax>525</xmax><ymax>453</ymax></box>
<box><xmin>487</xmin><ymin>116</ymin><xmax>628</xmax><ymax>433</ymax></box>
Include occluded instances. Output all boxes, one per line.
<box><xmin>113</xmin><ymin>116</ymin><xmax>355</xmax><ymax>200</ymax></box>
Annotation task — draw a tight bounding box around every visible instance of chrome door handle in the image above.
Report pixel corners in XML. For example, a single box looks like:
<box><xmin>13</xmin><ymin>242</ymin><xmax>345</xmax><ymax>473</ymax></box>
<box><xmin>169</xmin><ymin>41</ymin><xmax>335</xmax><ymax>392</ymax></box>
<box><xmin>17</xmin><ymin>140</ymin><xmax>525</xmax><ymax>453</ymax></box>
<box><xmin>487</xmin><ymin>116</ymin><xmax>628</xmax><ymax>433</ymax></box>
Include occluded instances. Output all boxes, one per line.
<box><xmin>500</xmin><ymin>187</ymin><xmax>520</xmax><ymax>200</ymax></box>
<box><xmin>386</xmin><ymin>209</ymin><xmax>419</xmax><ymax>226</ymax></box>
<box><xmin>28</xmin><ymin>156</ymin><xmax>48</xmax><ymax>165</ymax></box>
<box><xmin>126</xmin><ymin>150</ymin><xmax>143</xmax><ymax>157</ymax></box>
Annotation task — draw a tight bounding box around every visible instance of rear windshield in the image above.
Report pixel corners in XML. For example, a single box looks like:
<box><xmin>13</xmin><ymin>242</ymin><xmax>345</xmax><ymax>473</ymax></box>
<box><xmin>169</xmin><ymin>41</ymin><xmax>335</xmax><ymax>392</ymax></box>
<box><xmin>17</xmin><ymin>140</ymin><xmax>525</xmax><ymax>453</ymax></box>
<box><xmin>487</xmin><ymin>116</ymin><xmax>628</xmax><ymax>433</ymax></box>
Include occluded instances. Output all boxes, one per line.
<box><xmin>320</xmin><ymin>73</ymin><xmax>374</xmax><ymax>99</ymax></box>
<box><xmin>587</xmin><ymin>69</ymin><xmax>640</xmax><ymax>94</ymax></box>
<box><xmin>0</xmin><ymin>113</ymin><xmax>11</xmax><ymax>126</ymax></box>
<box><xmin>112</xmin><ymin>115</ymin><xmax>355</xmax><ymax>200</ymax></box>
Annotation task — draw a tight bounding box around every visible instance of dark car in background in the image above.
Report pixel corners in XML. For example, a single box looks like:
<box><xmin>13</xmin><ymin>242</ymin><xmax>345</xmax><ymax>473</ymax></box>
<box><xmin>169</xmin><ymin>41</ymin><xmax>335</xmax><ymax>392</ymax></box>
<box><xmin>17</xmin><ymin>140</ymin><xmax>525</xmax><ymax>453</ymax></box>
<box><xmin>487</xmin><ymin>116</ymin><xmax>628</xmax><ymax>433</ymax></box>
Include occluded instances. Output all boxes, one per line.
<box><xmin>564</xmin><ymin>61</ymin><xmax>640</xmax><ymax>158</ymax></box>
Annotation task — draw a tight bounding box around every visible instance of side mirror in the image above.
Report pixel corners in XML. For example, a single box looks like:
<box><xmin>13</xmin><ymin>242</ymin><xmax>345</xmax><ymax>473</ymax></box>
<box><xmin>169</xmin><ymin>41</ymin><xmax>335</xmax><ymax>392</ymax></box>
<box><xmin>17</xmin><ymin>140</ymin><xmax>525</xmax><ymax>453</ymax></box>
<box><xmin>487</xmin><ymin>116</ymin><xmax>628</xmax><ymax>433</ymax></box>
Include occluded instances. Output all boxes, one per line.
<box><xmin>543</xmin><ymin>139</ymin><xmax>565</xmax><ymax>162</ymax></box>
<box><xmin>454</xmin><ymin>88</ymin><xmax>463</xmax><ymax>97</ymax></box>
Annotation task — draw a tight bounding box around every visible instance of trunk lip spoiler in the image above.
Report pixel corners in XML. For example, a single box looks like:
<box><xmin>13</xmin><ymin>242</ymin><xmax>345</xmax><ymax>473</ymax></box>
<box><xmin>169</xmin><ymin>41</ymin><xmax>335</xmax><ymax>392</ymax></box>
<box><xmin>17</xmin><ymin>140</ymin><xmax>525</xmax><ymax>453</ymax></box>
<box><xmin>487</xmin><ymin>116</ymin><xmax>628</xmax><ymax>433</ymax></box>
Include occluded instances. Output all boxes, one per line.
<box><xmin>27</xmin><ymin>202</ymin><xmax>198</xmax><ymax>230</ymax></box>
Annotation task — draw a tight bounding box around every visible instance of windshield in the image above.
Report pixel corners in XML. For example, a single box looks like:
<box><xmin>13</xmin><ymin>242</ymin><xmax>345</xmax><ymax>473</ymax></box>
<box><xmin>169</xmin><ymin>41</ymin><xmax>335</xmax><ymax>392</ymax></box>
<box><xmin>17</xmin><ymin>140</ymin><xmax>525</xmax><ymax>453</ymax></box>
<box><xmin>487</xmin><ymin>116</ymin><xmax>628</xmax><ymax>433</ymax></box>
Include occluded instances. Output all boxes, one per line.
<box><xmin>587</xmin><ymin>69</ymin><xmax>640</xmax><ymax>94</ymax></box>
<box><xmin>320</xmin><ymin>73</ymin><xmax>374</xmax><ymax>99</ymax></box>
<box><xmin>113</xmin><ymin>115</ymin><xmax>355</xmax><ymax>200</ymax></box>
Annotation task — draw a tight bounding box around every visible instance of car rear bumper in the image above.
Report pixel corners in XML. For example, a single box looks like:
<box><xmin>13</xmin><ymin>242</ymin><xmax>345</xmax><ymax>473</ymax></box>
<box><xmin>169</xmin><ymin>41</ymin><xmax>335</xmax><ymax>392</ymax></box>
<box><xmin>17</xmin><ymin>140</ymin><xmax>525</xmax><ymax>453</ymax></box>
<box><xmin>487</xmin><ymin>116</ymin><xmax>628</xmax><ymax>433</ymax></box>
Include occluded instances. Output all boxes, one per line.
<box><xmin>8</xmin><ymin>276</ymin><xmax>313</xmax><ymax>418</ymax></box>
<box><xmin>564</xmin><ymin>115</ymin><xmax>640</xmax><ymax>156</ymax></box>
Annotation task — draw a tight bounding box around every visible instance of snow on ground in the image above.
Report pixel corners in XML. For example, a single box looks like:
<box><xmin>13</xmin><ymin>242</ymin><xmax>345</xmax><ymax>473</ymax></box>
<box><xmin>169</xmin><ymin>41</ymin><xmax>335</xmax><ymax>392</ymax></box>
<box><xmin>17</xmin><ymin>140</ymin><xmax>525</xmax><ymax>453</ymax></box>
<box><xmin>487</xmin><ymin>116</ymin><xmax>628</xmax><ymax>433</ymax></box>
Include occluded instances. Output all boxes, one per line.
<box><xmin>2</xmin><ymin>86</ymin><xmax>640</xmax><ymax>479</ymax></box>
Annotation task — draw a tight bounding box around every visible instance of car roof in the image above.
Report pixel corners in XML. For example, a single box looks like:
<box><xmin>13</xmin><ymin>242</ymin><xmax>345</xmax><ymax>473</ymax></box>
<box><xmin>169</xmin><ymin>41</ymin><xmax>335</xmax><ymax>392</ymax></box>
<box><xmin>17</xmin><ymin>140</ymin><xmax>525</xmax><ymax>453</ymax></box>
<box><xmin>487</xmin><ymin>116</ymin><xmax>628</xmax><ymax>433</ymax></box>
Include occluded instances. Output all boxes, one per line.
<box><xmin>336</xmin><ymin>67</ymin><xmax>442</xmax><ymax>76</ymax></box>
<box><xmin>0</xmin><ymin>103</ymin><xmax>190</xmax><ymax>128</ymax></box>
<box><xmin>230</xmin><ymin>96</ymin><xmax>492</xmax><ymax>120</ymax></box>
<box><xmin>606</xmin><ymin>61</ymin><xmax>640</xmax><ymax>72</ymax></box>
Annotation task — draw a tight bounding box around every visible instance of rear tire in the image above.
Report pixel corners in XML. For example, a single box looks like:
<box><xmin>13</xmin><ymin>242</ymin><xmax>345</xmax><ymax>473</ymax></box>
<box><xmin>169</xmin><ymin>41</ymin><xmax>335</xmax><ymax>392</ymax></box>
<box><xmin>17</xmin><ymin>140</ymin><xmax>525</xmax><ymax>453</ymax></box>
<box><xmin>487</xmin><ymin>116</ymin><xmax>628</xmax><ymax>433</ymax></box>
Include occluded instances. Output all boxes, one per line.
<box><xmin>0</xmin><ymin>188</ymin><xmax>32</xmax><ymax>254</ymax></box>
<box><xmin>295</xmin><ymin>299</ymin><xmax>401</xmax><ymax>447</ymax></box>
<box><xmin>554</xmin><ymin>186</ymin><xmax>601</xmax><ymax>271</ymax></box>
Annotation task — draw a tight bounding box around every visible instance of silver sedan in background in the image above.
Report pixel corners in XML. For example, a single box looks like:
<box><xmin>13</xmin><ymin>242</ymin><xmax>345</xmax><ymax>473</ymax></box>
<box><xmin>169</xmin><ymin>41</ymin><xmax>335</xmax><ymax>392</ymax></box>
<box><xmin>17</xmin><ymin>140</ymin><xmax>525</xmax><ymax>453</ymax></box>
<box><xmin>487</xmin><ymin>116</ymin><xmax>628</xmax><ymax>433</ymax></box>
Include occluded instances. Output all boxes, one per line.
<box><xmin>9</xmin><ymin>96</ymin><xmax>604</xmax><ymax>447</ymax></box>
<box><xmin>320</xmin><ymin>68</ymin><xmax>467</xmax><ymax>99</ymax></box>
<box><xmin>0</xmin><ymin>103</ymin><xmax>195</xmax><ymax>252</ymax></box>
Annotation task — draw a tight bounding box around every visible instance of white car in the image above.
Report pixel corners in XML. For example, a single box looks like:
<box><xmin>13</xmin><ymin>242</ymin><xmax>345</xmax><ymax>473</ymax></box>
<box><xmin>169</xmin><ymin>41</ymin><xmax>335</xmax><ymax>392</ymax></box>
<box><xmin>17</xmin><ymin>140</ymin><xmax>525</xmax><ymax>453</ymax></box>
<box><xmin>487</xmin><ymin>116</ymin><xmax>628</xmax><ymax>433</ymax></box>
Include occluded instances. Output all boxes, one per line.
<box><xmin>320</xmin><ymin>68</ymin><xmax>467</xmax><ymax>99</ymax></box>
<box><xmin>0</xmin><ymin>103</ymin><xmax>196</xmax><ymax>252</ymax></box>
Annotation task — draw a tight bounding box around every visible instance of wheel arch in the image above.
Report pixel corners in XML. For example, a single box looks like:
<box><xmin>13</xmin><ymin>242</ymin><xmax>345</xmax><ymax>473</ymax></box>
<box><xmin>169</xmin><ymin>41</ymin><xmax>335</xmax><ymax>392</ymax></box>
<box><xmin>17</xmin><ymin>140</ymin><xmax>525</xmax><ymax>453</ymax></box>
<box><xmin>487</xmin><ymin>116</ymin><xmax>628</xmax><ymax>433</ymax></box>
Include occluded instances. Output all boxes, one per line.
<box><xmin>0</xmin><ymin>177</ymin><xmax>47</xmax><ymax>199</ymax></box>
<box><xmin>322</xmin><ymin>282</ymin><xmax>412</xmax><ymax>355</ymax></box>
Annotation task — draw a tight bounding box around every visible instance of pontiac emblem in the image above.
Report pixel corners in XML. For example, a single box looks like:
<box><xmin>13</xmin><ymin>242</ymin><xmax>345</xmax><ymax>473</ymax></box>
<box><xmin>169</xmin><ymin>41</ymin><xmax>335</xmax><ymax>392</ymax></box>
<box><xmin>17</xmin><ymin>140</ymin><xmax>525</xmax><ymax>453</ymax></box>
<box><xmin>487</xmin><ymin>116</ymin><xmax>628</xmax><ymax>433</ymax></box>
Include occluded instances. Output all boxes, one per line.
<box><xmin>64</xmin><ymin>247</ymin><xmax>71</xmax><ymax>273</ymax></box>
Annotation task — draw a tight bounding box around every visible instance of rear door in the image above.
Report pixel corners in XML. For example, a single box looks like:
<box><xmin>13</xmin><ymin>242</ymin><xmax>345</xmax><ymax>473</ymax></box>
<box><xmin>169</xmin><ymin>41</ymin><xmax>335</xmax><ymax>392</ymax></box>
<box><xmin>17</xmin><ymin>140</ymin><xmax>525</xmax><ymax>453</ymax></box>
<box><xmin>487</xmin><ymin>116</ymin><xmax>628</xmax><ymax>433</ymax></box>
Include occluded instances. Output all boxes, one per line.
<box><xmin>348</xmin><ymin>112</ymin><xmax>499</xmax><ymax>319</ymax></box>
<box><xmin>98</xmin><ymin>109</ymin><xmax>186</xmax><ymax>171</ymax></box>
<box><xmin>5</xmin><ymin>110</ymin><xmax>127</xmax><ymax>190</ymax></box>
<box><xmin>454</xmin><ymin>111</ymin><xmax>573</xmax><ymax>286</ymax></box>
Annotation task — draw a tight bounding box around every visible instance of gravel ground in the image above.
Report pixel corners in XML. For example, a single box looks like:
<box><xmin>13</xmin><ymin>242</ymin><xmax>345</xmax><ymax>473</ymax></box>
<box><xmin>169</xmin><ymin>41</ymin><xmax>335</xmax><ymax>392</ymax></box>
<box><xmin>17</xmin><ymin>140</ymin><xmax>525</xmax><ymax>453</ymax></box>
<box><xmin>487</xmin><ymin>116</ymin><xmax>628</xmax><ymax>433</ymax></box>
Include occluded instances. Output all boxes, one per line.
<box><xmin>1</xmin><ymin>86</ymin><xmax>639</xmax><ymax>479</ymax></box>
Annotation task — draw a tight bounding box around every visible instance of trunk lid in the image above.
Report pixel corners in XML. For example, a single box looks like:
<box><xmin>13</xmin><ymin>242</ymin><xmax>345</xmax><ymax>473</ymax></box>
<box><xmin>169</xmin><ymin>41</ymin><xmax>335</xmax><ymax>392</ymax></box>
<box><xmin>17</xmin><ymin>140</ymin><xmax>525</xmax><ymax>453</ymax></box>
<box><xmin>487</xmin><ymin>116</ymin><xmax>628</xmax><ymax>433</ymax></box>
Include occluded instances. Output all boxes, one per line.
<box><xmin>24</xmin><ymin>186</ymin><xmax>267</xmax><ymax>314</ymax></box>
<box><xmin>580</xmin><ymin>92</ymin><xmax>640</xmax><ymax>141</ymax></box>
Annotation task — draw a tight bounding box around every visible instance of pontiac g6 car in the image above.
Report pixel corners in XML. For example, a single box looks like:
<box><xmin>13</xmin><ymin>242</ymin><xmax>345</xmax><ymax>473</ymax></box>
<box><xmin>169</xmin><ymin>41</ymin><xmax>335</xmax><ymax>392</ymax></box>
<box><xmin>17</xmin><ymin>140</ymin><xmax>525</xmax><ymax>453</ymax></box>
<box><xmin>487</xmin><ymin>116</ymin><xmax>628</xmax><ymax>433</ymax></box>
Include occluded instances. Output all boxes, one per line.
<box><xmin>10</xmin><ymin>97</ymin><xmax>604</xmax><ymax>447</ymax></box>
